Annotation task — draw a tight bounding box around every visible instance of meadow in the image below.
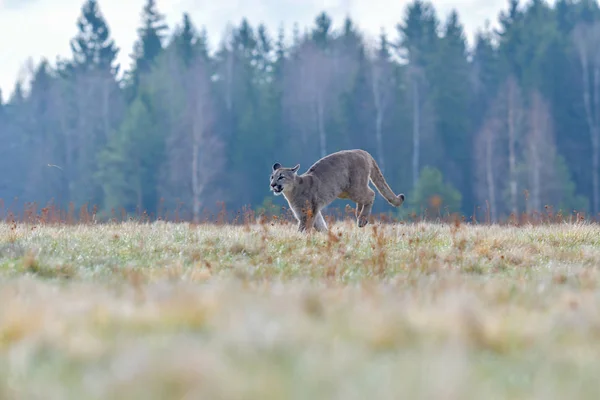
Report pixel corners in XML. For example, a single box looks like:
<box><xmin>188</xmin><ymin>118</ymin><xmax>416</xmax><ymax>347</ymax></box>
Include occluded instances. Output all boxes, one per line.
<box><xmin>1</xmin><ymin>212</ymin><xmax>600</xmax><ymax>399</ymax></box>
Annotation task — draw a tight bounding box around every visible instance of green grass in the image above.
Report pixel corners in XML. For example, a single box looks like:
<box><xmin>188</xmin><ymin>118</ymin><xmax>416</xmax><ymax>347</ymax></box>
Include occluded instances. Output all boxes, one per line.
<box><xmin>1</xmin><ymin>219</ymin><xmax>600</xmax><ymax>399</ymax></box>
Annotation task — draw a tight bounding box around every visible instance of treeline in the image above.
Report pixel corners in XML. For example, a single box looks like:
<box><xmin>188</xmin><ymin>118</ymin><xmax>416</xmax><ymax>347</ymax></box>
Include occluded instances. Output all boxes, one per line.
<box><xmin>0</xmin><ymin>0</ymin><xmax>598</xmax><ymax>221</ymax></box>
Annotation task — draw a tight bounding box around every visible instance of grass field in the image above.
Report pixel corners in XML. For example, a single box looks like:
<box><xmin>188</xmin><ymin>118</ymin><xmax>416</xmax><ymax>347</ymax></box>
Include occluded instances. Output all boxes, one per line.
<box><xmin>1</xmin><ymin>218</ymin><xmax>600</xmax><ymax>399</ymax></box>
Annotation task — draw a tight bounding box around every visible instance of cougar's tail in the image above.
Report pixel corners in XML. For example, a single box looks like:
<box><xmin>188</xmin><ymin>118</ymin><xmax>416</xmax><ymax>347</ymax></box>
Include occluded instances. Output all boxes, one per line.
<box><xmin>368</xmin><ymin>155</ymin><xmax>405</xmax><ymax>207</ymax></box>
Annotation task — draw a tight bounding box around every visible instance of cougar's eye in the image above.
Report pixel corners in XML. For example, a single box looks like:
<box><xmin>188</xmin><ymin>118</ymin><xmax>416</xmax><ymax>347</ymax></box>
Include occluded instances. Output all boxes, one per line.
<box><xmin>278</xmin><ymin>176</ymin><xmax>284</xmax><ymax>180</ymax></box>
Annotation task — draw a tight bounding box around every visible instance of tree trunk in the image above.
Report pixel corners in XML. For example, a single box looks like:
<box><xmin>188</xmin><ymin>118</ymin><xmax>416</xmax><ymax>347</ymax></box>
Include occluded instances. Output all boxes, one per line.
<box><xmin>412</xmin><ymin>75</ymin><xmax>420</xmax><ymax>187</ymax></box>
<box><xmin>507</xmin><ymin>78</ymin><xmax>518</xmax><ymax>216</ymax></box>
<box><xmin>225</xmin><ymin>52</ymin><xmax>234</xmax><ymax>113</ymax></box>
<box><xmin>375</xmin><ymin>110</ymin><xmax>385</xmax><ymax>173</ymax></box>
<box><xmin>56</xmin><ymin>83</ymin><xmax>73</xmax><ymax>206</ymax></box>
<box><xmin>371</xmin><ymin>63</ymin><xmax>386</xmax><ymax>174</ymax></box>
<box><xmin>593</xmin><ymin>135</ymin><xmax>599</xmax><ymax>216</ymax></box>
<box><xmin>485</xmin><ymin>123</ymin><xmax>497</xmax><ymax>222</ymax></box>
<box><xmin>316</xmin><ymin>91</ymin><xmax>326</xmax><ymax>158</ymax></box>
<box><xmin>102</xmin><ymin>76</ymin><xmax>110</xmax><ymax>143</ymax></box>
<box><xmin>527</xmin><ymin>92</ymin><xmax>554</xmax><ymax>215</ymax></box>
<box><xmin>574</xmin><ymin>24</ymin><xmax>599</xmax><ymax>215</ymax></box>
<box><xmin>191</xmin><ymin>104</ymin><xmax>202</xmax><ymax>223</ymax></box>
<box><xmin>593</xmin><ymin>58</ymin><xmax>600</xmax><ymax>216</ymax></box>
<box><xmin>192</xmin><ymin>134</ymin><xmax>201</xmax><ymax>223</ymax></box>
<box><xmin>529</xmin><ymin>130</ymin><xmax>541</xmax><ymax>213</ymax></box>
<box><xmin>136</xmin><ymin>158</ymin><xmax>143</xmax><ymax>214</ymax></box>
<box><xmin>581</xmin><ymin>57</ymin><xmax>600</xmax><ymax>215</ymax></box>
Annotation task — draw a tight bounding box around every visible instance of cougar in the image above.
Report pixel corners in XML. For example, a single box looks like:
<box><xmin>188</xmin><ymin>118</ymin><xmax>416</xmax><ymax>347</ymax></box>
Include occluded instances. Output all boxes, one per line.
<box><xmin>269</xmin><ymin>149</ymin><xmax>405</xmax><ymax>232</ymax></box>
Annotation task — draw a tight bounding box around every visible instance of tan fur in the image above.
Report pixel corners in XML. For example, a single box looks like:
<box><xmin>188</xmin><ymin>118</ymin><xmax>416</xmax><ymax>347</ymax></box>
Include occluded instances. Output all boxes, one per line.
<box><xmin>269</xmin><ymin>149</ymin><xmax>405</xmax><ymax>232</ymax></box>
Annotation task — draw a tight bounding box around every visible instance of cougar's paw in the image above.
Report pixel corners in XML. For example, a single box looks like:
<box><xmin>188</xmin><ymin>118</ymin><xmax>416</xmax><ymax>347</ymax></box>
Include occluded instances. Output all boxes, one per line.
<box><xmin>358</xmin><ymin>216</ymin><xmax>369</xmax><ymax>228</ymax></box>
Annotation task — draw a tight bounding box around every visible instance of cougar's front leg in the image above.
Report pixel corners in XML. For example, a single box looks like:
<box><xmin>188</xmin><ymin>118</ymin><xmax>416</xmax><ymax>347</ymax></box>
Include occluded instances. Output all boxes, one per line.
<box><xmin>297</xmin><ymin>219</ymin><xmax>306</xmax><ymax>232</ymax></box>
<box><xmin>297</xmin><ymin>212</ymin><xmax>315</xmax><ymax>232</ymax></box>
<box><xmin>288</xmin><ymin>204</ymin><xmax>306</xmax><ymax>232</ymax></box>
<box><xmin>297</xmin><ymin>203</ymin><xmax>318</xmax><ymax>232</ymax></box>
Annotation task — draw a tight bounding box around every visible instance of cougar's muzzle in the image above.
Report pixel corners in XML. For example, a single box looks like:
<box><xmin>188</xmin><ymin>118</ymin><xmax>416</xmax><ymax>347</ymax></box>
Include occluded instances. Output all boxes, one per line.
<box><xmin>270</xmin><ymin>182</ymin><xmax>283</xmax><ymax>195</ymax></box>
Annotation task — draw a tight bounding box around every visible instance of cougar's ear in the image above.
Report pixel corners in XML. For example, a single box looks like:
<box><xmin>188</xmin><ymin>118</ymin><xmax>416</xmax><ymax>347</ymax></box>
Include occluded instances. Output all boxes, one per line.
<box><xmin>272</xmin><ymin>163</ymin><xmax>281</xmax><ymax>171</ymax></box>
<box><xmin>291</xmin><ymin>164</ymin><xmax>300</xmax><ymax>173</ymax></box>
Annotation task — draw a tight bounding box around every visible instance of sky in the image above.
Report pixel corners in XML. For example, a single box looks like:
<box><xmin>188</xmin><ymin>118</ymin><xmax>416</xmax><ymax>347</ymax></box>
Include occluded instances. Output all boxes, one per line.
<box><xmin>0</xmin><ymin>0</ymin><xmax>520</xmax><ymax>98</ymax></box>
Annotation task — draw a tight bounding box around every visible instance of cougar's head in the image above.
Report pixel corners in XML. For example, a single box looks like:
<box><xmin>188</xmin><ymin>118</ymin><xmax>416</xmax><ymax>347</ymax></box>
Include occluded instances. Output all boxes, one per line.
<box><xmin>270</xmin><ymin>163</ymin><xmax>300</xmax><ymax>196</ymax></box>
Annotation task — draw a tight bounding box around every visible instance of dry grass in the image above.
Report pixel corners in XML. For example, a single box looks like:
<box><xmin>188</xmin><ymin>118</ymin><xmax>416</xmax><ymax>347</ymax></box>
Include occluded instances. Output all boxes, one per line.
<box><xmin>1</xmin><ymin>219</ymin><xmax>600</xmax><ymax>399</ymax></box>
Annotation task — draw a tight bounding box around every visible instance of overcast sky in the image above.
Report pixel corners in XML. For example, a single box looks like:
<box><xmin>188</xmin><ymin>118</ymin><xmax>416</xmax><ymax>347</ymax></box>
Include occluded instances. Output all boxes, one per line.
<box><xmin>0</xmin><ymin>0</ymin><xmax>531</xmax><ymax>98</ymax></box>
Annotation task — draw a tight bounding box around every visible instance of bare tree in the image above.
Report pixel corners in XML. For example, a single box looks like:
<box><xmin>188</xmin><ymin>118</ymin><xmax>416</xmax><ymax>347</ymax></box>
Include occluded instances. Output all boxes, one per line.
<box><xmin>405</xmin><ymin>64</ymin><xmax>427</xmax><ymax>188</ymax></box>
<box><xmin>282</xmin><ymin>40</ymin><xmax>322</xmax><ymax>156</ymax></box>
<box><xmin>17</xmin><ymin>62</ymin><xmax>74</xmax><ymax>206</ymax></box>
<box><xmin>282</xmin><ymin>38</ymin><xmax>352</xmax><ymax>160</ymax></box>
<box><xmin>50</xmin><ymin>65</ymin><xmax>124</xmax><ymax>208</ymax></box>
<box><xmin>490</xmin><ymin>76</ymin><xmax>525</xmax><ymax>215</ymax></box>
<box><xmin>187</xmin><ymin>58</ymin><xmax>225</xmax><ymax>222</ymax></box>
<box><xmin>281</xmin><ymin>39</ymin><xmax>312</xmax><ymax>150</ymax></box>
<box><xmin>573</xmin><ymin>22</ymin><xmax>600</xmax><ymax>215</ymax></box>
<box><xmin>506</xmin><ymin>77</ymin><xmax>524</xmax><ymax>216</ymax></box>
<box><xmin>159</xmin><ymin>48</ymin><xmax>225</xmax><ymax>221</ymax></box>
<box><xmin>304</xmin><ymin>42</ymin><xmax>334</xmax><ymax>158</ymax></box>
<box><xmin>473</xmin><ymin>76</ymin><xmax>525</xmax><ymax>219</ymax></box>
<box><xmin>218</xmin><ymin>25</ymin><xmax>236</xmax><ymax>114</ymax></box>
<box><xmin>526</xmin><ymin>91</ymin><xmax>545</xmax><ymax>213</ymax></box>
<box><xmin>524</xmin><ymin>91</ymin><xmax>558</xmax><ymax>214</ymax></box>
<box><xmin>474</xmin><ymin>114</ymin><xmax>504</xmax><ymax>222</ymax></box>
<box><xmin>368</xmin><ymin>42</ymin><xmax>394</xmax><ymax>173</ymax></box>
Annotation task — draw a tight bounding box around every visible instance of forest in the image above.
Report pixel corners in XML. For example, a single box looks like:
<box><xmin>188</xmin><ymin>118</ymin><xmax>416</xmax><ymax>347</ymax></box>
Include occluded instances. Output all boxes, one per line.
<box><xmin>0</xmin><ymin>0</ymin><xmax>599</xmax><ymax>222</ymax></box>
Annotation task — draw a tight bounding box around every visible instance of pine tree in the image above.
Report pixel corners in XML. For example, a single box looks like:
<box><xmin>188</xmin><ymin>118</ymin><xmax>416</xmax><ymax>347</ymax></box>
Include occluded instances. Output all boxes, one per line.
<box><xmin>550</xmin><ymin>0</ymin><xmax>595</xmax><ymax>213</ymax></box>
<box><xmin>173</xmin><ymin>12</ymin><xmax>197</xmax><ymax>67</ymax></box>
<box><xmin>496</xmin><ymin>0</ymin><xmax>524</xmax><ymax>80</ymax></box>
<box><xmin>396</xmin><ymin>0</ymin><xmax>440</xmax><ymax>187</ymax></box>
<box><xmin>429</xmin><ymin>10</ymin><xmax>473</xmax><ymax>213</ymax></box>
<box><xmin>519</xmin><ymin>0</ymin><xmax>558</xmax><ymax>93</ymax></box>
<box><xmin>127</xmin><ymin>0</ymin><xmax>168</xmax><ymax>90</ymax></box>
<box><xmin>273</xmin><ymin>24</ymin><xmax>287</xmax><ymax>81</ymax></box>
<box><xmin>335</xmin><ymin>19</ymin><xmax>369</xmax><ymax>150</ymax></box>
<box><xmin>0</xmin><ymin>84</ymin><xmax>28</xmax><ymax>205</ymax></box>
<box><xmin>369</xmin><ymin>30</ymin><xmax>395</xmax><ymax>174</ymax></box>
<box><xmin>55</xmin><ymin>0</ymin><xmax>126</xmax><ymax>210</ymax></box>
<box><xmin>333</xmin><ymin>17</ymin><xmax>367</xmax><ymax>154</ymax></box>
<box><xmin>8</xmin><ymin>81</ymin><xmax>24</xmax><ymax>105</ymax></box>
<box><xmin>98</xmin><ymin>90</ymin><xmax>164</xmax><ymax>214</ymax></box>
<box><xmin>312</xmin><ymin>12</ymin><xmax>332</xmax><ymax>49</ymax></box>
<box><xmin>69</xmin><ymin>0</ymin><xmax>120</xmax><ymax>75</ymax></box>
<box><xmin>397</xmin><ymin>0</ymin><xmax>439</xmax><ymax>67</ymax></box>
<box><xmin>471</xmin><ymin>25</ymin><xmax>500</xmax><ymax>128</ymax></box>
<box><xmin>256</xmin><ymin>23</ymin><xmax>273</xmax><ymax>84</ymax></box>
<box><xmin>5</xmin><ymin>1</ymin><xmax>600</xmax><ymax>220</ymax></box>
<box><xmin>225</xmin><ymin>20</ymin><xmax>278</xmax><ymax>207</ymax></box>
<box><xmin>20</xmin><ymin>61</ymin><xmax>68</xmax><ymax>206</ymax></box>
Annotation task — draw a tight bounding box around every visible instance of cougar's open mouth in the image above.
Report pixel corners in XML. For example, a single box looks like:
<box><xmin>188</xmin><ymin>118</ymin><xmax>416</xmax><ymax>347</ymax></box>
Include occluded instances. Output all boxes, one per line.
<box><xmin>271</xmin><ymin>185</ymin><xmax>283</xmax><ymax>195</ymax></box>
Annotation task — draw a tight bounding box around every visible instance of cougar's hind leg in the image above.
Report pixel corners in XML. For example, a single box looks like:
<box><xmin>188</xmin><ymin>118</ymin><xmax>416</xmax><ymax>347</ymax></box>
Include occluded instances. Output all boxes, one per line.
<box><xmin>357</xmin><ymin>189</ymin><xmax>376</xmax><ymax>228</ymax></box>
<box><xmin>314</xmin><ymin>211</ymin><xmax>328</xmax><ymax>232</ymax></box>
<box><xmin>349</xmin><ymin>186</ymin><xmax>375</xmax><ymax>228</ymax></box>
